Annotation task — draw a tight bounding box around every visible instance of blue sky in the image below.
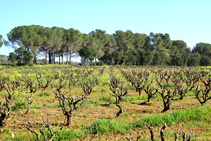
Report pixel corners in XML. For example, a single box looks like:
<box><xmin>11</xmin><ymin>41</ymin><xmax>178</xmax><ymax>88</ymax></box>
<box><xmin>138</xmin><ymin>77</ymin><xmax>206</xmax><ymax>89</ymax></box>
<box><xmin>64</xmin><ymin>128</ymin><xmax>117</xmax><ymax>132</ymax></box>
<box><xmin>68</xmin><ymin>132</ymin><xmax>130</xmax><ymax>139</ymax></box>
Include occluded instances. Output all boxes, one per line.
<box><xmin>0</xmin><ymin>0</ymin><xmax>210</xmax><ymax>62</ymax></box>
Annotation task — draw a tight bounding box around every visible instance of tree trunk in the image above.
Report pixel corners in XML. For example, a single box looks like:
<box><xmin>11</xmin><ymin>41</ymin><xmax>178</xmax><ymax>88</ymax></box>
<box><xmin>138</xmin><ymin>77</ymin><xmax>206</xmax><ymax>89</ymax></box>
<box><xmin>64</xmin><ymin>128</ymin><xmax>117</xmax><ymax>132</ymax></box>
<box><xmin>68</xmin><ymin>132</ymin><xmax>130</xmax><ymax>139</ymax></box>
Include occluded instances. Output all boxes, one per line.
<box><xmin>49</xmin><ymin>50</ymin><xmax>51</xmax><ymax>64</ymax></box>
<box><xmin>90</xmin><ymin>59</ymin><xmax>92</xmax><ymax>65</ymax></box>
<box><xmin>66</xmin><ymin>51</ymin><xmax>69</xmax><ymax>65</ymax></box>
<box><xmin>179</xmin><ymin>94</ymin><xmax>184</xmax><ymax>100</ymax></box>
<box><xmin>46</xmin><ymin>50</ymin><xmax>48</xmax><ymax>64</ymax></box>
<box><xmin>160</xmin><ymin>122</ymin><xmax>166</xmax><ymax>141</ymax></box>
<box><xmin>59</xmin><ymin>54</ymin><xmax>60</xmax><ymax>65</ymax></box>
<box><xmin>54</xmin><ymin>55</ymin><xmax>56</xmax><ymax>64</ymax></box>
<box><xmin>162</xmin><ymin>102</ymin><xmax>170</xmax><ymax>113</ymax></box>
<box><xmin>33</xmin><ymin>55</ymin><xmax>37</xmax><ymax>64</ymax></box>
<box><xmin>66</xmin><ymin>115</ymin><xmax>70</xmax><ymax>126</ymax></box>
<box><xmin>148</xmin><ymin>95</ymin><xmax>152</xmax><ymax>102</ymax></box>
<box><xmin>136</xmin><ymin>88</ymin><xmax>142</xmax><ymax>96</ymax></box>
<box><xmin>52</xmin><ymin>50</ymin><xmax>55</xmax><ymax>64</ymax></box>
<box><xmin>116</xmin><ymin>104</ymin><xmax>123</xmax><ymax>117</ymax></box>
<box><xmin>84</xmin><ymin>58</ymin><xmax>86</xmax><ymax>65</ymax></box>
<box><xmin>66</xmin><ymin>114</ymin><xmax>72</xmax><ymax>126</ymax></box>
<box><xmin>69</xmin><ymin>50</ymin><xmax>72</xmax><ymax>65</ymax></box>
<box><xmin>61</xmin><ymin>53</ymin><xmax>64</xmax><ymax>65</ymax></box>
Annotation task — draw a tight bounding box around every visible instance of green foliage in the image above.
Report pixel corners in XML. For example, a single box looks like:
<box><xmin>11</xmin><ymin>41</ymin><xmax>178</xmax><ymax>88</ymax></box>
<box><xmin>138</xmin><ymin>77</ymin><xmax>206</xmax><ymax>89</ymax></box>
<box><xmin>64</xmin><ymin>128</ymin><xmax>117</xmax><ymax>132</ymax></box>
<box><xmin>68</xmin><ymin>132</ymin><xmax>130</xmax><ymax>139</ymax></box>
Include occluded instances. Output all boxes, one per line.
<box><xmin>172</xmin><ymin>40</ymin><xmax>187</xmax><ymax>53</ymax></box>
<box><xmin>125</xmin><ymin>62</ymin><xmax>132</xmax><ymax>66</ymax></box>
<box><xmin>192</xmin><ymin>42</ymin><xmax>211</xmax><ymax>56</ymax></box>
<box><xmin>12</xmin><ymin>101</ymin><xmax>26</xmax><ymax>111</ymax></box>
<box><xmin>79</xmin><ymin>45</ymin><xmax>94</xmax><ymax>64</ymax></box>
<box><xmin>90</xmin><ymin>61</ymin><xmax>104</xmax><ymax>66</ymax></box>
<box><xmin>126</xmin><ymin>50</ymin><xmax>139</xmax><ymax>65</ymax></box>
<box><xmin>90</xmin><ymin>62</ymin><xmax>96</xmax><ymax>66</ymax></box>
<box><xmin>163</xmin><ymin>83</ymin><xmax>175</xmax><ymax>88</ymax></box>
<box><xmin>4</xmin><ymin>25</ymin><xmax>211</xmax><ymax>66</ymax></box>
<box><xmin>133</xmin><ymin>105</ymin><xmax>211</xmax><ymax>128</ymax></box>
<box><xmin>15</xmin><ymin>46</ymin><xmax>25</xmax><ymax>64</ymax></box>
<box><xmin>126</xmin><ymin>84</ymin><xmax>136</xmax><ymax>90</ymax></box>
<box><xmin>9</xmin><ymin>47</ymin><xmax>33</xmax><ymax>65</ymax></box>
<box><xmin>121</xmin><ymin>96</ymin><xmax>147</xmax><ymax>102</ymax></box>
<box><xmin>111</xmin><ymin>51</ymin><xmax>121</xmax><ymax>64</ymax></box>
<box><xmin>38</xmin><ymin>92</ymin><xmax>50</xmax><ymax>97</ymax></box>
<box><xmin>23</xmin><ymin>50</ymin><xmax>33</xmax><ymax>65</ymax></box>
<box><xmin>153</xmin><ymin>52</ymin><xmax>169</xmax><ymax>66</ymax></box>
<box><xmin>188</xmin><ymin>52</ymin><xmax>201</xmax><ymax>66</ymax></box>
<box><xmin>96</xmin><ymin>60</ymin><xmax>104</xmax><ymax>66</ymax></box>
<box><xmin>200</xmin><ymin>56</ymin><xmax>211</xmax><ymax>66</ymax></box>
<box><xmin>145</xmin><ymin>50</ymin><xmax>154</xmax><ymax>65</ymax></box>
<box><xmin>85</xmin><ymin>119</ymin><xmax>129</xmax><ymax>135</ymax></box>
<box><xmin>8</xmin><ymin>52</ymin><xmax>17</xmax><ymax>65</ymax></box>
<box><xmin>97</xmin><ymin>96</ymin><xmax>113</xmax><ymax>102</ymax></box>
<box><xmin>171</xmin><ymin>55</ymin><xmax>184</xmax><ymax>66</ymax></box>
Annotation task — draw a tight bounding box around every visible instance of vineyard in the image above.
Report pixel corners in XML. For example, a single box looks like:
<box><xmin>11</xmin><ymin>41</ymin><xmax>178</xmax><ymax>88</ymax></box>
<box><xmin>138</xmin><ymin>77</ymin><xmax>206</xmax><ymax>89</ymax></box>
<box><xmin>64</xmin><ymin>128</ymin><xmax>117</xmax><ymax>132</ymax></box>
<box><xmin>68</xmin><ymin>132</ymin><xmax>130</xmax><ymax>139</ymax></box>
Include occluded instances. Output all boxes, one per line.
<box><xmin>0</xmin><ymin>65</ymin><xmax>211</xmax><ymax>141</ymax></box>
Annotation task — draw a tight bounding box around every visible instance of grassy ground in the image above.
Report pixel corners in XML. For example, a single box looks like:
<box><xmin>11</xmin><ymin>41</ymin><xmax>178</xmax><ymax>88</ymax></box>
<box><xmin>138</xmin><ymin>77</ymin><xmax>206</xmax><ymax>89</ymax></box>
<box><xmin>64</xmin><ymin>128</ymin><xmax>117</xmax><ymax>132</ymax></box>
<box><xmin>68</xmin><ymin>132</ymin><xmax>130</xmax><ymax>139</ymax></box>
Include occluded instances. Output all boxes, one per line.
<box><xmin>0</xmin><ymin>65</ymin><xmax>211</xmax><ymax>141</ymax></box>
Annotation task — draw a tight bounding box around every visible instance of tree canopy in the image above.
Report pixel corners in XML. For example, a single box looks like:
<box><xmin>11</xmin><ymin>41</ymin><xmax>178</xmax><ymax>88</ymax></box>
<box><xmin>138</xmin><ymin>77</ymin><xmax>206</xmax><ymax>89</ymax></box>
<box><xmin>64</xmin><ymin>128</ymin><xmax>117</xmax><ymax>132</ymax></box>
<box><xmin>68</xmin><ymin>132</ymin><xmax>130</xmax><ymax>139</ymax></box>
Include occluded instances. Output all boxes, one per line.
<box><xmin>1</xmin><ymin>25</ymin><xmax>211</xmax><ymax>66</ymax></box>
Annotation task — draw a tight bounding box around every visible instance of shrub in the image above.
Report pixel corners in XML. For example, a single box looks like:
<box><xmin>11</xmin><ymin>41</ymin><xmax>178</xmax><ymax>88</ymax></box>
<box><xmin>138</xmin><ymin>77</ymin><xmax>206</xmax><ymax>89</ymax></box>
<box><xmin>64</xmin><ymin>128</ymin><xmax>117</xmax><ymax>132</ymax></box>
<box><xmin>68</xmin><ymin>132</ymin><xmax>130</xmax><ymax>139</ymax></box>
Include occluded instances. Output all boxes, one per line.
<box><xmin>96</xmin><ymin>61</ymin><xmax>104</xmax><ymax>66</ymax></box>
<box><xmin>125</xmin><ymin>62</ymin><xmax>132</xmax><ymax>66</ymax></box>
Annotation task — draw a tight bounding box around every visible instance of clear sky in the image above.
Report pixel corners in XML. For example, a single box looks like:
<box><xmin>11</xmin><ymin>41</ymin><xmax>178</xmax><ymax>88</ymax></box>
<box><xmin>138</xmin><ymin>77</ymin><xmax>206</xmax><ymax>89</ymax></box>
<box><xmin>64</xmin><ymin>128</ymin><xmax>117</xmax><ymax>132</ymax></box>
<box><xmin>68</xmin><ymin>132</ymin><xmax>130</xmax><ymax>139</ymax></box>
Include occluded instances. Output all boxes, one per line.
<box><xmin>0</xmin><ymin>0</ymin><xmax>210</xmax><ymax>62</ymax></box>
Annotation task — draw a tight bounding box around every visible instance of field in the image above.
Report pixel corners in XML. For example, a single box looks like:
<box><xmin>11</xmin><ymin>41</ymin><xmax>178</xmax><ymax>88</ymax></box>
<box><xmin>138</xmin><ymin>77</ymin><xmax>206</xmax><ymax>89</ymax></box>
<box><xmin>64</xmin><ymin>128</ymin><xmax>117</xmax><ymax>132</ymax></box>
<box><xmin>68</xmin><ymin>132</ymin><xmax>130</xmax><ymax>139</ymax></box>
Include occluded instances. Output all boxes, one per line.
<box><xmin>0</xmin><ymin>65</ymin><xmax>211</xmax><ymax>141</ymax></box>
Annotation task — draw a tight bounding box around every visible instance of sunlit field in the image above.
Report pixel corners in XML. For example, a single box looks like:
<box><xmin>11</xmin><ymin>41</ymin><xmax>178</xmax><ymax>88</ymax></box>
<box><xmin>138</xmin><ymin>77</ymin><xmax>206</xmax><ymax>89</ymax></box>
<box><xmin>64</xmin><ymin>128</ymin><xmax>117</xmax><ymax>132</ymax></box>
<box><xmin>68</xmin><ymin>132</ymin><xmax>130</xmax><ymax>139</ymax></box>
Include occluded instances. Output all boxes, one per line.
<box><xmin>0</xmin><ymin>65</ymin><xmax>211</xmax><ymax>141</ymax></box>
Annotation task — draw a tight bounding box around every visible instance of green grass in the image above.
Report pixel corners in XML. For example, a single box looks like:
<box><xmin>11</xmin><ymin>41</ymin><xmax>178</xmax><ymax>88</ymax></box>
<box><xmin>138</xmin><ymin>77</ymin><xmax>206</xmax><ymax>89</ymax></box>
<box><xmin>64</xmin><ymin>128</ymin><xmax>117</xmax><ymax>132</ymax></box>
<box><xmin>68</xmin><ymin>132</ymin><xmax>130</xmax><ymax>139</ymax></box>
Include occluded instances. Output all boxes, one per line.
<box><xmin>121</xmin><ymin>95</ymin><xmax>147</xmax><ymax>102</ymax></box>
<box><xmin>38</xmin><ymin>92</ymin><xmax>50</xmax><ymax>97</ymax></box>
<box><xmin>9</xmin><ymin>105</ymin><xmax>211</xmax><ymax>140</ymax></box>
<box><xmin>84</xmin><ymin>95</ymin><xmax>150</xmax><ymax>104</ymax></box>
<box><xmin>126</xmin><ymin>84</ymin><xmax>136</xmax><ymax>90</ymax></box>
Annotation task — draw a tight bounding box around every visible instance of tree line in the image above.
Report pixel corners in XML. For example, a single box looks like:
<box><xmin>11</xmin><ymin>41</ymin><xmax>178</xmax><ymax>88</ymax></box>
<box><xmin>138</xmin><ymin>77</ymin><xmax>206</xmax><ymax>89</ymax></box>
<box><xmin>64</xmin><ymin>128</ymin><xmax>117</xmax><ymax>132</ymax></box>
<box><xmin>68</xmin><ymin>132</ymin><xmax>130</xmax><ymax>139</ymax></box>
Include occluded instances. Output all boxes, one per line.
<box><xmin>0</xmin><ymin>25</ymin><xmax>211</xmax><ymax>66</ymax></box>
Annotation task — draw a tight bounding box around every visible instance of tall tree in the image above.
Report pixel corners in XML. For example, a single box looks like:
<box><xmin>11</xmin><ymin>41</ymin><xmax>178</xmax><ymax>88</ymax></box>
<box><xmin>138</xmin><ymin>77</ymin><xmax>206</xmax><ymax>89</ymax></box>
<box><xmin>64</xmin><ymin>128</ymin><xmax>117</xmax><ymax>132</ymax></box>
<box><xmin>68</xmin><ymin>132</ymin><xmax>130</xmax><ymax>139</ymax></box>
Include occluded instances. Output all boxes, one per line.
<box><xmin>15</xmin><ymin>46</ymin><xmax>25</xmax><ymax>64</ymax></box>
<box><xmin>39</xmin><ymin>27</ymin><xmax>52</xmax><ymax>64</ymax></box>
<box><xmin>62</xmin><ymin>28</ymin><xmax>83</xmax><ymax>65</ymax></box>
<box><xmin>149</xmin><ymin>32</ymin><xmax>164</xmax><ymax>53</ymax></box>
<box><xmin>159</xmin><ymin>33</ymin><xmax>172</xmax><ymax>49</ymax></box>
<box><xmin>114</xmin><ymin>30</ymin><xmax>135</xmax><ymax>53</ymax></box>
<box><xmin>79</xmin><ymin>45</ymin><xmax>94</xmax><ymax>64</ymax></box>
<box><xmin>7</xmin><ymin>25</ymin><xmax>34</xmax><ymax>51</ymax></box>
<box><xmin>111</xmin><ymin>51</ymin><xmax>121</xmax><ymax>64</ymax></box>
<box><xmin>89</xmin><ymin>29</ymin><xmax>109</xmax><ymax>45</ymax></box>
<box><xmin>100</xmin><ymin>34</ymin><xmax>117</xmax><ymax>63</ymax></box>
<box><xmin>192</xmin><ymin>42</ymin><xmax>211</xmax><ymax>57</ymax></box>
<box><xmin>200</xmin><ymin>56</ymin><xmax>211</xmax><ymax>66</ymax></box>
<box><xmin>133</xmin><ymin>33</ymin><xmax>145</xmax><ymax>50</ymax></box>
<box><xmin>172</xmin><ymin>40</ymin><xmax>187</xmax><ymax>55</ymax></box>
<box><xmin>170</xmin><ymin>40</ymin><xmax>189</xmax><ymax>66</ymax></box>
<box><xmin>127</xmin><ymin>50</ymin><xmax>139</xmax><ymax>65</ymax></box>
<box><xmin>88</xmin><ymin>36</ymin><xmax>104</xmax><ymax>62</ymax></box>
<box><xmin>30</xmin><ymin>25</ymin><xmax>43</xmax><ymax>64</ymax></box>
<box><xmin>6</xmin><ymin>25</ymin><xmax>43</xmax><ymax>64</ymax></box>
<box><xmin>145</xmin><ymin>50</ymin><xmax>154</xmax><ymax>65</ymax></box>
<box><xmin>153</xmin><ymin>52</ymin><xmax>170</xmax><ymax>66</ymax></box>
<box><xmin>142</xmin><ymin>33</ymin><xmax>151</xmax><ymax>51</ymax></box>
<box><xmin>23</xmin><ymin>50</ymin><xmax>33</xmax><ymax>65</ymax></box>
<box><xmin>188</xmin><ymin>52</ymin><xmax>201</xmax><ymax>66</ymax></box>
<box><xmin>8</xmin><ymin>52</ymin><xmax>17</xmax><ymax>65</ymax></box>
<box><xmin>89</xmin><ymin>29</ymin><xmax>109</xmax><ymax>62</ymax></box>
<box><xmin>49</xmin><ymin>27</ymin><xmax>64</xmax><ymax>64</ymax></box>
